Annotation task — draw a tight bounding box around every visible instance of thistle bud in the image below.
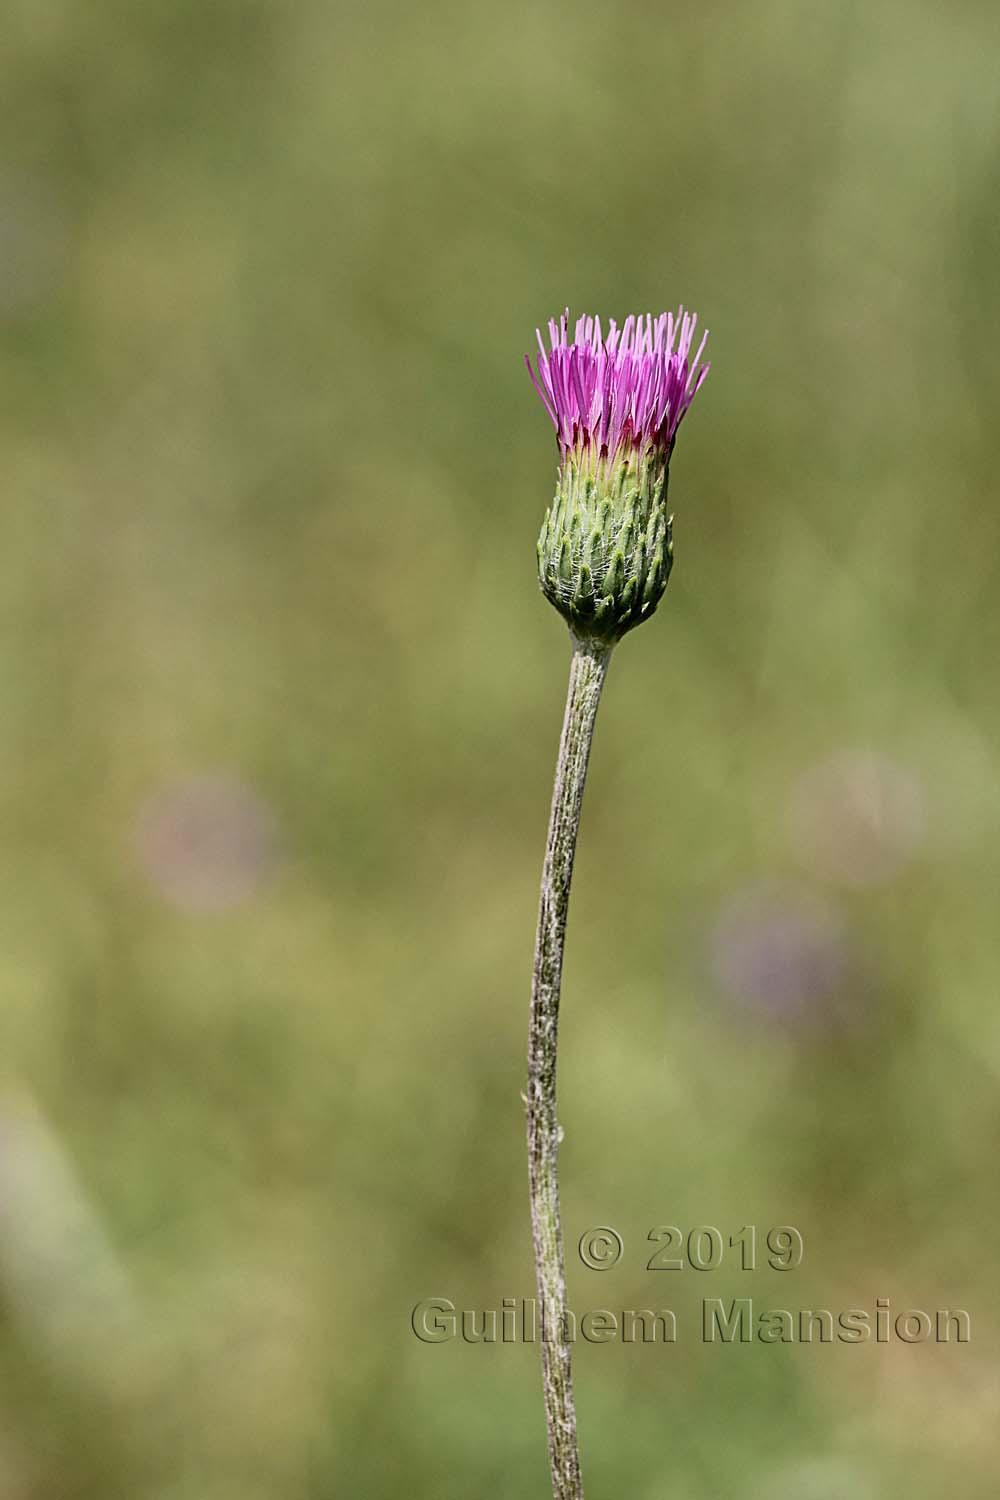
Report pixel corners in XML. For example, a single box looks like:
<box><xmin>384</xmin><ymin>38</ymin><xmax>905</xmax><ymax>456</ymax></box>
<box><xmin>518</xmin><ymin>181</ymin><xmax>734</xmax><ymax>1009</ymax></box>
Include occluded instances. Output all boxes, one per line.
<box><xmin>526</xmin><ymin>309</ymin><xmax>709</xmax><ymax>644</ymax></box>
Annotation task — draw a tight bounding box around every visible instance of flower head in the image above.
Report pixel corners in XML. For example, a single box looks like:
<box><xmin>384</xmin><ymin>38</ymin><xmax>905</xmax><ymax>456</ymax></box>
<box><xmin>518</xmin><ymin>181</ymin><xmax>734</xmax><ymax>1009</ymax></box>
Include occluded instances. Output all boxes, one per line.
<box><xmin>527</xmin><ymin>308</ymin><xmax>710</xmax><ymax>644</ymax></box>
<box><xmin>526</xmin><ymin>309</ymin><xmax>709</xmax><ymax>463</ymax></box>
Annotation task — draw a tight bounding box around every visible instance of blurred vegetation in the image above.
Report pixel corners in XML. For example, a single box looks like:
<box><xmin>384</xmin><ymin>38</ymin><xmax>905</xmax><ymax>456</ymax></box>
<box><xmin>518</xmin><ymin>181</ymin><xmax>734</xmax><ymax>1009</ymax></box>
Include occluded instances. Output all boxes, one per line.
<box><xmin>1</xmin><ymin>0</ymin><xmax>999</xmax><ymax>1495</ymax></box>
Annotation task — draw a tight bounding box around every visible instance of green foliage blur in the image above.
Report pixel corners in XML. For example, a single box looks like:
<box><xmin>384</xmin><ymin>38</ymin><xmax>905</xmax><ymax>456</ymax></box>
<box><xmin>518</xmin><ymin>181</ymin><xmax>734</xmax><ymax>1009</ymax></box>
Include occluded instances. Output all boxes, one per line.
<box><xmin>1</xmin><ymin>0</ymin><xmax>999</xmax><ymax>1495</ymax></box>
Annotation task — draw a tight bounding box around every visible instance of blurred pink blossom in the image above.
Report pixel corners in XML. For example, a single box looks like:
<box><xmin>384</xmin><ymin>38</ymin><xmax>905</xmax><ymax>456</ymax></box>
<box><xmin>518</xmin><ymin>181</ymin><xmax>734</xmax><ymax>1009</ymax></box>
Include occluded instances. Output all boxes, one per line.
<box><xmin>710</xmin><ymin>882</ymin><xmax>851</xmax><ymax>1022</ymax></box>
<box><xmin>787</xmin><ymin>748</ymin><xmax>925</xmax><ymax>887</ymax></box>
<box><xmin>134</xmin><ymin>772</ymin><xmax>278</xmax><ymax>912</ymax></box>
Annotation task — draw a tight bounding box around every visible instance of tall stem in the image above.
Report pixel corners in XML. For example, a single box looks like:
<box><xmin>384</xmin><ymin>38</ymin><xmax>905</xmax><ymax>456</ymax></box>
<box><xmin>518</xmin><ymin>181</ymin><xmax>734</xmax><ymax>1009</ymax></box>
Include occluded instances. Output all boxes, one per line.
<box><xmin>527</xmin><ymin>636</ymin><xmax>612</xmax><ymax>1500</ymax></box>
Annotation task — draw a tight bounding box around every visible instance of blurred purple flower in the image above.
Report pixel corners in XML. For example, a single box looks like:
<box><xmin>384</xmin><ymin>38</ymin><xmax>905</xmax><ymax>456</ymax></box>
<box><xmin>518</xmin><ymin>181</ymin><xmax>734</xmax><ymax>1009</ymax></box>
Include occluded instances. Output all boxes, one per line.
<box><xmin>787</xmin><ymin>749</ymin><xmax>925</xmax><ymax>887</ymax></box>
<box><xmin>525</xmin><ymin>308</ymin><xmax>709</xmax><ymax>459</ymax></box>
<box><xmin>135</xmin><ymin>772</ymin><xmax>278</xmax><ymax>913</ymax></box>
<box><xmin>710</xmin><ymin>883</ymin><xmax>851</xmax><ymax>1021</ymax></box>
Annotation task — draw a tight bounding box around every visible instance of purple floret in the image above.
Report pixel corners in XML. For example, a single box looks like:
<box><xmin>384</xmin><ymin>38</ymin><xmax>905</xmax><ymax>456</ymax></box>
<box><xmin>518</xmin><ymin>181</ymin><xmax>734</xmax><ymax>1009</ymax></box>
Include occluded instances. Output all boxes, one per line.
<box><xmin>526</xmin><ymin>309</ymin><xmax>709</xmax><ymax>459</ymax></box>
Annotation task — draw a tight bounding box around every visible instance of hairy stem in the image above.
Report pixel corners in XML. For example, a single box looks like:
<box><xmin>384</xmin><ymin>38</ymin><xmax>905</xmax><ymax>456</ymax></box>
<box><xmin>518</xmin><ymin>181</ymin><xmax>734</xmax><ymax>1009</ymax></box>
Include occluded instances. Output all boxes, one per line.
<box><xmin>527</xmin><ymin>636</ymin><xmax>612</xmax><ymax>1500</ymax></box>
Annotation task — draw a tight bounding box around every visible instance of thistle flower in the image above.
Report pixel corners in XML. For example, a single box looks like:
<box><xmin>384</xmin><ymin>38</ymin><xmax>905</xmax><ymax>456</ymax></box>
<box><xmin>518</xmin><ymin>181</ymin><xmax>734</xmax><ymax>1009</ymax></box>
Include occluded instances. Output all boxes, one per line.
<box><xmin>522</xmin><ymin>309</ymin><xmax>712</xmax><ymax>1498</ymax></box>
<box><xmin>527</xmin><ymin>309</ymin><xmax>709</xmax><ymax>643</ymax></box>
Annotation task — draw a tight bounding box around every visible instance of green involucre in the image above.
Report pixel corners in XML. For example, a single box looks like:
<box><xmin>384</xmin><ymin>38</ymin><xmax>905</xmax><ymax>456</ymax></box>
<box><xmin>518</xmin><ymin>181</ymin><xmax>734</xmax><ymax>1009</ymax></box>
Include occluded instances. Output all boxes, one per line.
<box><xmin>536</xmin><ymin>450</ymin><xmax>673</xmax><ymax>643</ymax></box>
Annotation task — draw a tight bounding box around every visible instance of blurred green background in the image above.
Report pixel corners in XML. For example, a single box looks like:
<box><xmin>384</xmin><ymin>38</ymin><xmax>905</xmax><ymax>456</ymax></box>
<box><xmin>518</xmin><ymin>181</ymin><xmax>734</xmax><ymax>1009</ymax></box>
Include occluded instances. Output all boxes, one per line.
<box><xmin>1</xmin><ymin>0</ymin><xmax>999</xmax><ymax>1495</ymax></box>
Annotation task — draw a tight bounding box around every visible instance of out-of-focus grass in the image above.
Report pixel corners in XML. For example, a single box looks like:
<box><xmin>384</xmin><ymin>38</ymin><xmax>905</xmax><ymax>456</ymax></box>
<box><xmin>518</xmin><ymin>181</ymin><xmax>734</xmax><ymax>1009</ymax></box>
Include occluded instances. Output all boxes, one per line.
<box><xmin>1</xmin><ymin>0</ymin><xmax>999</xmax><ymax>1495</ymax></box>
